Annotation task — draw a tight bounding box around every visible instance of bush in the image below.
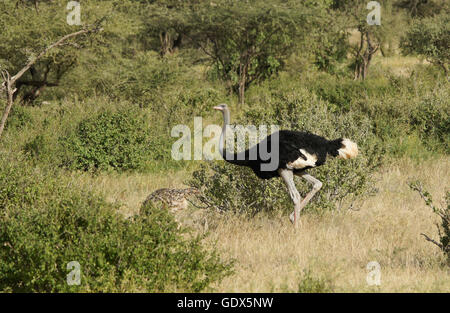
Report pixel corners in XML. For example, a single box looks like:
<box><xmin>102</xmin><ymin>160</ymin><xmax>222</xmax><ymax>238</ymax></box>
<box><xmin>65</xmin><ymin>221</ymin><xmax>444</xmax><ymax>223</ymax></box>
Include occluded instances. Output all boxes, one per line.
<box><xmin>0</xmin><ymin>155</ymin><xmax>232</xmax><ymax>292</ymax></box>
<box><xmin>409</xmin><ymin>181</ymin><xmax>449</xmax><ymax>265</ymax></box>
<box><xmin>23</xmin><ymin>134</ymin><xmax>54</xmax><ymax>163</ymax></box>
<box><xmin>296</xmin><ymin>270</ymin><xmax>333</xmax><ymax>293</ymax></box>
<box><xmin>4</xmin><ymin>105</ymin><xmax>32</xmax><ymax>131</ymax></box>
<box><xmin>277</xmin><ymin>269</ymin><xmax>334</xmax><ymax>293</ymax></box>
<box><xmin>190</xmin><ymin>88</ymin><xmax>383</xmax><ymax>215</ymax></box>
<box><xmin>110</xmin><ymin>52</ymin><xmax>183</xmax><ymax>108</ymax></box>
<box><xmin>154</xmin><ymin>86</ymin><xmax>223</xmax><ymax>130</ymax></box>
<box><xmin>349</xmin><ymin>76</ymin><xmax>449</xmax><ymax>156</ymax></box>
<box><xmin>409</xmin><ymin>88</ymin><xmax>450</xmax><ymax>153</ymax></box>
<box><xmin>400</xmin><ymin>13</ymin><xmax>450</xmax><ymax>75</ymax></box>
<box><xmin>60</xmin><ymin>109</ymin><xmax>155</xmax><ymax>172</ymax></box>
<box><xmin>309</xmin><ymin>73</ymin><xmax>400</xmax><ymax>112</ymax></box>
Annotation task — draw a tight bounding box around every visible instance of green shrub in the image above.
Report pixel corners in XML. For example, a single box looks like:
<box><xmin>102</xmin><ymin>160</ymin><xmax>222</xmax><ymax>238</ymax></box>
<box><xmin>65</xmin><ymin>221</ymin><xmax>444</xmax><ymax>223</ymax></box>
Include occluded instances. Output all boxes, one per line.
<box><xmin>111</xmin><ymin>52</ymin><xmax>183</xmax><ymax>108</ymax></box>
<box><xmin>175</xmin><ymin>88</ymin><xmax>222</xmax><ymax>118</ymax></box>
<box><xmin>312</xmin><ymin>78</ymin><xmax>362</xmax><ymax>111</ymax></box>
<box><xmin>349</xmin><ymin>76</ymin><xmax>449</xmax><ymax>156</ymax></box>
<box><xmin>409</xmin><ymin>181</ymin><xmax>449</xmax><ymax>265</ymax></box>
<box><xmin>4</xmin><ymin>105</ymin><xmax>32</xmax><ymax>131</ymax></box>
<box><xmin>400</xmin><ymin>13</ymin><xmax>450</xmax><ymax>75</ymax></box>
<box><xmin>23</xmin><ymin>134</ymin><xmax>53</xmax><ymax>162</ymax></box>
<box><xmin>277</xmin><ymin>269</ymin><xmax>334</xmax><ymax>293</ymax></box>
<box><xmin>153</xmin><ymin>86</ymin><xmax>224</xmax><ymax>130</ymax></box>
<box><xmin>0</xmin><ymin>155</ymin><xmax>232</xmax><ymax>292</ymax></box>
<box><xmin>309</xmin><ymin>74</ymin><xmax>399</xmax><ymax>112</ymax></box>
<box><xmin>190</xmin><ymin>88</ymin><xmax>383</xmax><ymax>215</ymax></box>
<box><xmin>409</xmin><ymin>89</ymin><xmax>450</xmax><ymax>153</ymax></box>
<box><xmin>60</xmin><ymin>109</ymin><xmax>155</xmax><ymax>172</ymax></box>
<box><xmin>296</xmin><ymin>270</ymin><xmax>333</xmax><ymax>293</ymax></box>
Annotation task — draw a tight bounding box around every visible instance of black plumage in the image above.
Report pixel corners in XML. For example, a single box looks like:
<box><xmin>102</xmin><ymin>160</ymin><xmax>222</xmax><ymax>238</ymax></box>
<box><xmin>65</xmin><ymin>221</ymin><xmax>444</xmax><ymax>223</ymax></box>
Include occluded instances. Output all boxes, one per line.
<box><xmin>222</xmin><ymin>130</ymin><xmax>345</xmax><ymax>179</ymax></box>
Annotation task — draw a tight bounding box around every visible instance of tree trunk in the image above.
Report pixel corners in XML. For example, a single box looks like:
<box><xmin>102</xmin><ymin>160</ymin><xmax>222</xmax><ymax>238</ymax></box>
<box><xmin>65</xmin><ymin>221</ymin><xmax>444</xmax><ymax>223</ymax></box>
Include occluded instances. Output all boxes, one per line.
<box><xmin>0</xmin><ymin>75</ymin><xmax>14</xmax><ymax>138</ymax></box>
<box><xmin>238</xmin><ymin>62</ymin><xmax>247</xmax><ymax>107</ymax></box>
<box><xmin>354</xmin><ymin>31</ymin><xmax>379</xmax><ymax>80</ymax></box>
<box><xmin>159</xmin><ymin>31</ymin><xmax>171</xmax><ymax>56</ymax></box>
<box><xmin>160</xmin><ymin>31</ymin><xmax>182</xmax><ymax>56</ymax></box>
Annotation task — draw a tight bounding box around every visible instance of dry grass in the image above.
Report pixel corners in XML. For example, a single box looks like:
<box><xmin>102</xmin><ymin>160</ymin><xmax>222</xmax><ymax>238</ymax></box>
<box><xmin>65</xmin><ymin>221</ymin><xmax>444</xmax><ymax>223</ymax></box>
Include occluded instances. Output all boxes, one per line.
<box><xmin>347</xmin><ymin>28</ymin><xmax>430</xmax><ymax>78</ymax></box>
<box><xmin>204</xmin><ymin>157</ymin><xmax>450</xmax><ymax>292</ymax></box>
<box><xmin>71</xmin><ymin>169</ymin><xmax>190</xmax><ymax>218</ymax></box>
<box><xmin>79</xmin><ymin>156</ymin><xmax>450</xmax><ymax>292</ymax></box>
<box><xmin>372</xmin><ymin>55</ymin><xmax>429</xmax><ymax>77</ymax></box>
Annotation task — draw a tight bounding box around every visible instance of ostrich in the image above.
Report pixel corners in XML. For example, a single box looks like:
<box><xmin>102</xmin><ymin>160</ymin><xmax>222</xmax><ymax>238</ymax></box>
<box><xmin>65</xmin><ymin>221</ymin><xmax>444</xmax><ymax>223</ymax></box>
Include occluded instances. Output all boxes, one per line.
<box><xmin>213</xmin><ymin>103</ymin><xmax>358</xmax><ymax>227</ymax></box>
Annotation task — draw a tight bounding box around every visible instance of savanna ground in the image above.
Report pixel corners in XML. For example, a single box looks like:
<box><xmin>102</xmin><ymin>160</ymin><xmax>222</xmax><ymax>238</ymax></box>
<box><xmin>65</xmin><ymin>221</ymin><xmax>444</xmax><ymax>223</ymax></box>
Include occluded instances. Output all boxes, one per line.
<box><xmin>0</xmin><ymin>1</ymin><xmax>449</xmax><ymax>293</ymax></box>
<box><xmin>80</xmin><ymin>152</ymin><xmax>450</xmax><ymax>292</ymax></box>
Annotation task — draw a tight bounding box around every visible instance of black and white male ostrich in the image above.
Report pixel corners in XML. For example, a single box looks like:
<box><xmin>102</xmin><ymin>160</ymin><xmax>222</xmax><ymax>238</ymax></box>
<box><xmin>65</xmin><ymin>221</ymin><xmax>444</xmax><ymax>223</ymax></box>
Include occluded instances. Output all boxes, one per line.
<box><xmin>213</xmin><ymin>103</ymin><xmax>358</xmax><ymax>227</ymax></box>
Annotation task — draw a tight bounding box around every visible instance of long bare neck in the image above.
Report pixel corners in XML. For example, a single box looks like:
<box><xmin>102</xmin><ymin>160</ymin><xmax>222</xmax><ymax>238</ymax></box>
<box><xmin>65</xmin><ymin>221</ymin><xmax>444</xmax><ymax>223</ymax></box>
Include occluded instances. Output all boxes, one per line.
<box><xmin>219</xmin><ymin>108</ymin><xmax>230</xmax><ymax>156</ymax></box>
<box><xmin>219</xmin><ymin>108</ymin><xmax>249</xmax><ymax>166</ymax></box>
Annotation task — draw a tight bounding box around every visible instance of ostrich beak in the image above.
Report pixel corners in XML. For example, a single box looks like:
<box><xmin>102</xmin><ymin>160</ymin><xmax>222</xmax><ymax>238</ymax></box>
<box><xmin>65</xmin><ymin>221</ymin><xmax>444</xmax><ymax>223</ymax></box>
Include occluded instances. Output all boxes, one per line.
<box><xmin>213</xmin><ymin>106</ymin><xmax>223</xmax><ymax>111</ymax></box>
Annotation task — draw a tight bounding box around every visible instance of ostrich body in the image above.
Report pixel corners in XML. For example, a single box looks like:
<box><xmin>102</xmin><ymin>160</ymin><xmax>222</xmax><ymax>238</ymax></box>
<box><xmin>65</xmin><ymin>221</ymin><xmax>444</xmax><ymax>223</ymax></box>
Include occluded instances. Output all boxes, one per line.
<box><xmin>143</xmin><ymin>187</ymin><xmax>200</xmax><ymax>213</ymax></box>
<box><xmin>213</xmin><ymin>103</ymin><xmax>358</xmax><ymax>227</ymax></box>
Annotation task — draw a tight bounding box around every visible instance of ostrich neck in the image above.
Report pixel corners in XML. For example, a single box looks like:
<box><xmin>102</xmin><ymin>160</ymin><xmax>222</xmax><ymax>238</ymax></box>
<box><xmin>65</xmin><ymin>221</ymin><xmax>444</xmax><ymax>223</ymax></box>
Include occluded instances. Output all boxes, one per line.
<box><xmin>218</xmin><ymin>108</ymin><xmax>249</xmax><ymax>166</ymax></box>
<box><xmin>219</xmin><ymin>109</ymin><xmax>230</xmax><ymax>157</ymax></box>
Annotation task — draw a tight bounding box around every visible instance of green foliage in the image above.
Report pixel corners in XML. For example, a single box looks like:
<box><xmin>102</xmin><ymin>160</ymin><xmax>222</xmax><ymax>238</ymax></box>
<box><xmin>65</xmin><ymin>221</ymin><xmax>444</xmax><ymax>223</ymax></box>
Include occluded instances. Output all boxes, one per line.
<box><xmin>0</xmin><ymin>0</ymin><xmax>111</xmax><ymax>103</ymax></box>
<box><xmin>313</xmin><ymin>30</ymin><xmax>349</xmax><ymax>73</ymax></box>
<box><xmin>158</xmin><ymin>87</ymin><xmax>223</xmax><ymax>130</ymax></box>
<box><xmin>23</xmin><ymin>133</ymin><xmax>53</xmax><ymax>161</ymax></box>
<box><xmin>163</xmin><ymin>0</ymin><xmax>328</xmax><ymax>103</ymax></box>
<box><xmin>4</xmin><ymin>105</ymin><xmax>32</xmax><ymax>130</ymax></box>
<box><xmin>60</xmin><ymin>109</ymin><xmax>154</xmax><ymax>172</ymax></box>
<box><xmin>71</xmin><ymin>51</ymin><xmax>184</xmax><ymax>107</ymax></box>
<box><xmin>409</xmin><ymin>181</ymin><xmax>450</xmax><ymax>264</ymax></box>
<box><xmin>409</xmin><ymin>89</ymin><xmax>450</xmax><ymax>153</ymax></box>
<box><xmin>0</xmin><ymin>155</ymin><xmax>232</xmax><ymax>292</ymax></box>
<box><xmin>401</xmin><ymin>13</ymin><xmax>450</xmax><ymax>75</ymax></box>
<box><xmin>296</xmin><ymin>270</ymin><xmax>334</xmax><ymax>293</ymax></box>
<box><xmin>190</xmin><ymin>88</ymin><xmax>383</xmax><ymax>214</ymax></box>
<box><xmin>311</xmin><ymin>76</ymin><xmax>366</xmax><ymax>111</ymax></box>
<box><xmin>395</xmin><ymin>0</ymin><xmax>448</xmax><ymax>18</ymax></box>
<box><xmin>277</xmin><ymin>269</ymin><xmax>334</xmax><ymax>293</ymax></box>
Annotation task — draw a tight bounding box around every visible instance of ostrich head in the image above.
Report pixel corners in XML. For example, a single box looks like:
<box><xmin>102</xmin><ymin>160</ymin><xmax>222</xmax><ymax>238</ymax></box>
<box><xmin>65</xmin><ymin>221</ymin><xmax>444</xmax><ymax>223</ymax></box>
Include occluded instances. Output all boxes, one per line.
<box><xmin>213</xmin><ymin>103</ymin><xmax>228</xmax><ymax>112</ymax></box>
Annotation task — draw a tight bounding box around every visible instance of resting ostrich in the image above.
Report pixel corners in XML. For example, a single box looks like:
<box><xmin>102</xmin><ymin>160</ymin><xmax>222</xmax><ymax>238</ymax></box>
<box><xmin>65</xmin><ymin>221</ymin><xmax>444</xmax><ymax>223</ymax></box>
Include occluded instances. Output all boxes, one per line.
<box><xmin>213</xmin><ymin>103</ymin><xmax>358</xmax><ymax>227</ymax></box>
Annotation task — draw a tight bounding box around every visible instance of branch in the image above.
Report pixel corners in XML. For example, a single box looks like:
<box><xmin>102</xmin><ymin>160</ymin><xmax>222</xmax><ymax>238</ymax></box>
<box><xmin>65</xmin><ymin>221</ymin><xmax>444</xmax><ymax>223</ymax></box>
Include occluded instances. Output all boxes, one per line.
<box><xmin>10</xmin><ymin>25</ymin><xmax>102</xmax><ymax>86</ymax></box>
<box><xmin>420</xmin><ymin>233</ymin><xmax>443</xmax><ymax>250</ymax></box>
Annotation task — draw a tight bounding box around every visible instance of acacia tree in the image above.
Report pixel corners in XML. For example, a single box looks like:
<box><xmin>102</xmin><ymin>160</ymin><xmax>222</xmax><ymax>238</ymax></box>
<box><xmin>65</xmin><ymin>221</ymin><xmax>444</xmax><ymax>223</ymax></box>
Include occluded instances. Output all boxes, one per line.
<box><xmin>140</xmin><ymin>0</ymin><xmax>194</xmax><ymax>56</ymax></box>
<box><xmin>0</xmin><ymin>26</ymin><xmax>103</xmax><ymax>138</ymax></box>
<box><xmin>0</xmin><ymin>0</ymin><xmax>105</xmax><ymax>138</ymax></box>
<box><xmin>171</xmin><ymin>0</ymin><xmax>322</xmax><ymax>105</ymax></box>
<box><xmin>0</xmin><ymin>1</ymin><xmax>78</xmax><ymax>104</ymax></box>
<box><xmin>332</xmin><ymin>0</ymin><xmax>398</xmax><ymax>80</ymax></box>
<box><xmin>400</xmin><ymin>13</ymin><xmax>450</xmax><ymax>77</ymax></box>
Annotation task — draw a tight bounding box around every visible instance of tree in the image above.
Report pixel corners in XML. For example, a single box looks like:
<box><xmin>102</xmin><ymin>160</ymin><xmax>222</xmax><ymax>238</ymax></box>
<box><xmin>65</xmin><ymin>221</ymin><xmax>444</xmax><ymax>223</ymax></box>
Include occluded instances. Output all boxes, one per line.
<box><xmin>0</xmin><ymin>26</ymin><xmax>102</xmax><ymax>138</ymax></box>
<box><xmin>0</xmin><ymin>0</ymin><xmax>126</xmax><ymax>105</ymax></box>
<box><xmin>139</xmin><ymin>0</ymin><xmax>195</xmax><ymax>56</ymax></box>
<box><xmin>332</xmin><ymin>0</ymin><xmax>399</xmax><ymax>80</ymax></box>
<box><xmin>168</xmin><ymin>0</ymin><xmax>322</xmax><ymax>105</ymax></box>
<box><xmin>0</xmin><ymin>0</ymin><xmax>105</xmax><ymax>140</ymax></box>
<box><xmin>0</xmin><ymin>1</ymin><xmax>80</xmax><ymax>104</ymax></box>
<box><xmin>400</xmin><ymin>13</ymin><xmax>450</xmax><ymax>77</ymax></box>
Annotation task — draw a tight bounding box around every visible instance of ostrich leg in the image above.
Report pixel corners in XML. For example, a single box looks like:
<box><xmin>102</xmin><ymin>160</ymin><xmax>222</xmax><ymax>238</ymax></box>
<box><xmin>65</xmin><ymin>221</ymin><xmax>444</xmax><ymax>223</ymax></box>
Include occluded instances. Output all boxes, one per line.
<box><xmin>279</xmin><ymin>169</ymin><xmax>302</xmax><ymax>228</ymax></box>
<box><xmin>293</xmin><ymin>172</ymin><xmax>323</xmax><ymax>215</ymax></box>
